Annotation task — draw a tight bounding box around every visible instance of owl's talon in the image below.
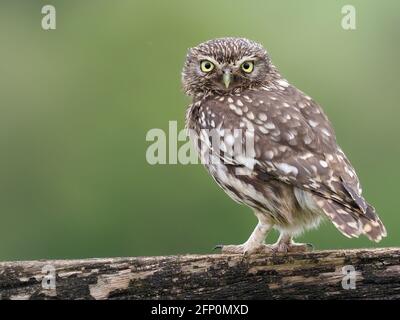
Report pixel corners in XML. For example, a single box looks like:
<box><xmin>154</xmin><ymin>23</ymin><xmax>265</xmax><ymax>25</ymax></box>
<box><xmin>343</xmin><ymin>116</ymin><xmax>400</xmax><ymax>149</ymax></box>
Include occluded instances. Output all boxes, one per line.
<box><xmin>219</xmin><ymin>244</ymin><xmax>244</xmax><ymax>254</ymax></box>
<box><xmin>217</xmin><ymin>243</ymin><xmax>274</xmax><ymax>255</ymax></box>
<box><xmin>282</xmin><ymin>242</ymin><xmax>313</xmax><ymax>253</ymax></box>
<box><xmin>269</xmin><ymin>240</ymin><xmax>314</xmax><ymax>253</ymax></box>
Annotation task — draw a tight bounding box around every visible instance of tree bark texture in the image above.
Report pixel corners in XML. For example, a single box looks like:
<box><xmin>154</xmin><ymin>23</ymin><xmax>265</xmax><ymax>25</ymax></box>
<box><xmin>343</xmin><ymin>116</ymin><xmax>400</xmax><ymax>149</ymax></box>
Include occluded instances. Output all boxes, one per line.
<box><xmin>0</xmin><ymin>248</ymin><xmax>399</xmax><ymax>300</ymax></box>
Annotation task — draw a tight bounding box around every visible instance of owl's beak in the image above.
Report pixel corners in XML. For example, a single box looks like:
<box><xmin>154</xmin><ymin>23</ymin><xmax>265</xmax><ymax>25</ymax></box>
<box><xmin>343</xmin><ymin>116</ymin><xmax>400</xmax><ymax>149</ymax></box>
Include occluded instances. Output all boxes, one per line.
<box><xmin>222</xmin><ymin>71</ymin><xmax>232</xmax><ymax>89</ymax></box>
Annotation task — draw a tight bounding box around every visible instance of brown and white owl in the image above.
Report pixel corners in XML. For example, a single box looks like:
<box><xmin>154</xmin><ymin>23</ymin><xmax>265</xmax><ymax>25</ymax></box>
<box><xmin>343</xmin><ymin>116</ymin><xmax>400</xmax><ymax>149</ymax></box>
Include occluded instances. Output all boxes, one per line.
<box><xmin>182</xmin><ymin>37</ymin><xmax>386</xmax><ymax>254</ymax></box>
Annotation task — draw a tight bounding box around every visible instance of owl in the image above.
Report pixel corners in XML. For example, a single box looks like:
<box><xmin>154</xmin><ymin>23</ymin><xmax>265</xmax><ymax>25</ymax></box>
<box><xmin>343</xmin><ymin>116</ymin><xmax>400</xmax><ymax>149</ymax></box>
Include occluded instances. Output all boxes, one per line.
<box><xmin>182</xmin><ymin>37</ymin><xmax>386</xmax><ymax>254</ymax></box>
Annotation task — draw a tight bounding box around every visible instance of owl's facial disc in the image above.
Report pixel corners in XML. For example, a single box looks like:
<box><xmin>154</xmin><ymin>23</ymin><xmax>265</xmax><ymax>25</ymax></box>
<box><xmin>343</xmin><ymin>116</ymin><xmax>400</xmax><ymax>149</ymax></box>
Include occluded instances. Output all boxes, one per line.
<box><xmin>182</xmin><ymin>38</ymin><xmax>273</xmax><ymax>95</ymax></box>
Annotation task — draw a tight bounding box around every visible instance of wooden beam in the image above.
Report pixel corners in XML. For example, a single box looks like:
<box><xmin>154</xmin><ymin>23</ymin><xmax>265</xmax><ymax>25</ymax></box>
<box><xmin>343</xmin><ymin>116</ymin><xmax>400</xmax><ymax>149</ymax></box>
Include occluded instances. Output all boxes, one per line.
<box><xmin>0</xmin><ymin>248</ymin><xmax>399</xmax><ymax>299</ymax></box>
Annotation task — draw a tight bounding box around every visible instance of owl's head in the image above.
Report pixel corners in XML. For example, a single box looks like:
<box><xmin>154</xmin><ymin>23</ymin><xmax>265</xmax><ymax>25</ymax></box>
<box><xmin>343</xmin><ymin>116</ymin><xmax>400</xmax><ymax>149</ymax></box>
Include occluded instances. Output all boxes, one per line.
<box><xmin>182</xmin><ymin>37</ymin><xmax>275</xmax><ymax>96</ymax></box>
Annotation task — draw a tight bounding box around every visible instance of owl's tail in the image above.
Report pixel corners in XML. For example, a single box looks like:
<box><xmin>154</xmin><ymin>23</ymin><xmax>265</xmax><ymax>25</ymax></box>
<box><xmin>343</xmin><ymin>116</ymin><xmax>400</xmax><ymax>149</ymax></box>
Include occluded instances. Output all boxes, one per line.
<box><xmin>312</xmin><ymin>194</ymin><xmax>387</xmax><ymax>242</ymax></box>
<box><xmin>358</xmin><ymin>205</ymin><xmax>387</xmax><ymax>242</ymax></box>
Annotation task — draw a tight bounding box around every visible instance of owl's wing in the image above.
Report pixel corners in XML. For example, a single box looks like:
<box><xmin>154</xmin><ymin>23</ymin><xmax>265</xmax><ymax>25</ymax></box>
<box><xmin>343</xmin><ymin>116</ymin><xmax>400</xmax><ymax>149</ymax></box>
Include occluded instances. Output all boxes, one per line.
<box><xmin>248</xmin><ymin>88</ymin><xmax>386</xmax><ymax>241</ymax></box>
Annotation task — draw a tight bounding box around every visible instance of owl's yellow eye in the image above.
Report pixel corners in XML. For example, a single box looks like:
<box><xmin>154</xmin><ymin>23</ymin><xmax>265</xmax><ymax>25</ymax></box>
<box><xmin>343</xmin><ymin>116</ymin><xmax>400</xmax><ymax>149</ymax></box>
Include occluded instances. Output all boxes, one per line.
<box><xmin>200</xmin><ymin>60</ymin><xmax>214</xmax><ymax>73</ymax></box>
<box><xmin>241</xmin><ymin>61</ymin><xmax>254</xmax><ymax>73</ymax></box>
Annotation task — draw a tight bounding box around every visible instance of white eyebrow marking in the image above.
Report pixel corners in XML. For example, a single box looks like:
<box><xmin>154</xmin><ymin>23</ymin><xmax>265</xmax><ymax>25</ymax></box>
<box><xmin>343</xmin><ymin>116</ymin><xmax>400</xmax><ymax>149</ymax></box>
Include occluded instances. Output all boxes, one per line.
<box><xmin>235</xmin><ymin>56</ymin><xmax>257</xmax><ymax>66</ymax></box>
<box><xmin>196</xmin><ymin>55</ymin><xmax>222</xmax><ymax>68</ymax></box>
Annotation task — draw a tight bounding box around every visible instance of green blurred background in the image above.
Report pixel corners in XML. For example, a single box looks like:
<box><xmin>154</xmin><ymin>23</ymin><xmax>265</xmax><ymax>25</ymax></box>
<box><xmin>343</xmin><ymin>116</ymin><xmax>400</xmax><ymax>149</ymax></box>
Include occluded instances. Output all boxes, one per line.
<box><xmin>0</xmin><ymin>0</ymin><xmax>399</xmax><ymax>261</ymax></box>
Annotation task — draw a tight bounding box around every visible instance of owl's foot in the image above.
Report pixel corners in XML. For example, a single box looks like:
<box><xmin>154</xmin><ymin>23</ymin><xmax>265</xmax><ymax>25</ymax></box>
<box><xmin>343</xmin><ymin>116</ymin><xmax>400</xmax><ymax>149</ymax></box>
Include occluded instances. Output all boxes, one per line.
<box><xmin>271</xmin><ymin>241</ymin><xmax>313</xmax><ymax>253</ymax></box>
<box><xmin>214</xmin><ymin>243</ymin><xmax>274</xmax><ymax>255</ymax></box>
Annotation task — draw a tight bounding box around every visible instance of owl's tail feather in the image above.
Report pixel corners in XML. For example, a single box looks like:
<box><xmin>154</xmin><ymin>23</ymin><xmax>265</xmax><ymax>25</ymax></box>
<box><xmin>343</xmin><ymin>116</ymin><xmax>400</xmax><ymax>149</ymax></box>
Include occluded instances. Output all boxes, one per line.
<box><xmin>312</xmin><ymin>194</ymin><xmax>362</xmax><ymax>239</ymax></box>
<box><xmin>312</xmin><ymin>195</ymin><xmax>387</xmax><ymax>242</ymax></box>
<box><xmin>358</xmin><ymin>205</ymin><xmax>387</xmax><ymax>242</ymax></box>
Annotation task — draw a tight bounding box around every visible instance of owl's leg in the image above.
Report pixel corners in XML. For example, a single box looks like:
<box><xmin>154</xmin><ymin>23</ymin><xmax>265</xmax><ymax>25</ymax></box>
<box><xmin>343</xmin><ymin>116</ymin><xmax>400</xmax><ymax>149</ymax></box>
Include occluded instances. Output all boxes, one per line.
<box><xmin>272</xmin><ymin>233</ymin><xmax>313</xmax><ymax>253</ymax></box>
<box><xmin>215</xmin><ymin>220</ymin><xmax>273</xmax><ymax>255</ymax></box>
